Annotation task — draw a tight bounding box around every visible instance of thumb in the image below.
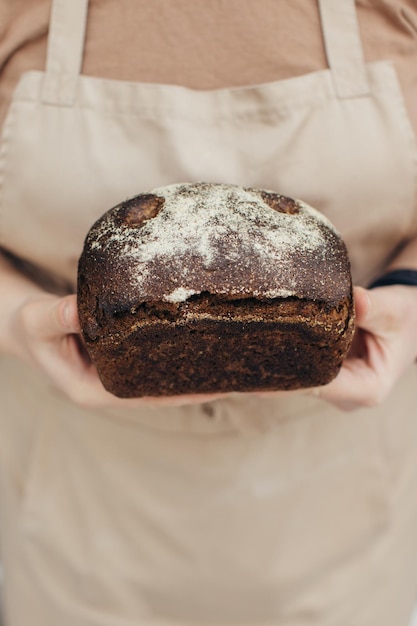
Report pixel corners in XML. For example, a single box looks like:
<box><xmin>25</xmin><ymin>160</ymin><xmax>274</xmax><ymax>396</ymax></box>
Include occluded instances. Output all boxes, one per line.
<box><xmin>60</xmin><ymin>294</ymin><xmax>80</xmax><ymax>333</ymax></box>
<box><xmin>51</xmin><ymin>294</ymin><xmax>80</xmax><ymax>335</ymax></box>
<box><xmin>353</xmin><ymin>285</ymin><xmax>389</xmax><ymax>334</ymax></box>
<box><xmin>353</xmin><ymin>286</ymin><xmax>371</xmax><ymax>327</ymax></box>
<box><xmin>26</xmin><ymin>294</ymin><xmax>80</xmax><ymax>339</ymax></box>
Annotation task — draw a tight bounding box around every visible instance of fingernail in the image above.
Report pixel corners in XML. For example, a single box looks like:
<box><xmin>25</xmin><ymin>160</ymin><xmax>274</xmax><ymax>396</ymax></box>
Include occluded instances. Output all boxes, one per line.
<box><xmin>364</xmin><ymin>292</ymin><xmax>372</xmax><ymax>317</ymax></box>
<box><xmin>62</xmin><ymin>302</ymin><xmax>70</xmax><ymax>327</ymax></box>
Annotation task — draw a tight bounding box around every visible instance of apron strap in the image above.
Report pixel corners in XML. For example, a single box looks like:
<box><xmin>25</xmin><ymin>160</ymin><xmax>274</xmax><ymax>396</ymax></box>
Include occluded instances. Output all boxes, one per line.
<box><xmin>41</xmin><ymin>0</ymin><xmax>368</xmax><ymax>103</ymax></box>
<box><xmin>318</xmin><ymin>0</ymin><xmax>369</xmax><ymax>98</ymax></box>
<box><xmin>42</xmin><ymin>0</ymin><xmax>89</xmax><ymax>105</ymax></box>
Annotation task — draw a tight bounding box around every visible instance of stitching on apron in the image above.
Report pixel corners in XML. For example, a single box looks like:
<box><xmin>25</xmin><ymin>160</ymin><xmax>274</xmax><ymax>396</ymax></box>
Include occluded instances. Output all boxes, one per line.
<box><xmin>11</xmin><ymin>64</ymin><xmax>396</xmax><ymax>122</ymax></box>
<box><xmin>23</xmin><ymin>71</ymin><xmax>336</xmax><ymax>120</ymax></box>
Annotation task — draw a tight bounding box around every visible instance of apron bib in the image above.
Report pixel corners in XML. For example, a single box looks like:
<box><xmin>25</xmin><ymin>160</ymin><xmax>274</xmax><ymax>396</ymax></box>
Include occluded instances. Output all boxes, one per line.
<box><xmin>1</xmin><ymin>1</ymin><xmax>417</xmax><ymax>625</ymax></box>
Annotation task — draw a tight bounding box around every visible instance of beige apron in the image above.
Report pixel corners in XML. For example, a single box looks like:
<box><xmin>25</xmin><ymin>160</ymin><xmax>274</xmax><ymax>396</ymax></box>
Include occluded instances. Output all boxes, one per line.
<box><xmin>1</xmin><ymin>1</ymin><xmax>417</xmax><ymax>624</ymax></box>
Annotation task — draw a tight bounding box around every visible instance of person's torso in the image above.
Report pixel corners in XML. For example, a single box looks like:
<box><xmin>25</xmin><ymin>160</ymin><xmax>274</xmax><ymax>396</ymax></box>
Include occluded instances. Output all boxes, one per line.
<box><xmin>1</xmin><ymin>1</ymin><xmax>417</xmax><ymax>625</ymax></box>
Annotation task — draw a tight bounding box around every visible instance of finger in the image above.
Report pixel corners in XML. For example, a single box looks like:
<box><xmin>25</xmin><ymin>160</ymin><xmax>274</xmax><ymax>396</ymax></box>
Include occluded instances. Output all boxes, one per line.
<box><xmin>131</xmin><ymin>392</ymin><xmax>232</xmax><ymax>407</ymax></box>
<box><xmin>65</xmin><ymin>370</ymin><xmax>236</xmax><ymax>409</ymax></box>
<box><xmin>353</xmin><ymin>286</ymin><xmax>371</xmax><ymax>325</ymax></box>
<box><xmin>354</xmin><ymin>285</ymin><xmax>404</xmax><ymax>335</ymax></box>
<box><xmin>311</xmin><ymin>351</ymin><xmax>387</xmax><ymax>411</ymax></box>
<box><xmin>25</xmin><ymin>294</ymin><xmax>80</xmax><ymax>339</ymax></box>
<box><xmin>52</xmin><ymin>294</ymin><xmax>80</xmax><ymax>334</ymax></box>
<box><xmin>61</xmin><ymin>294</ymin><xmax>81</xmax><ymax>333</ymax></box>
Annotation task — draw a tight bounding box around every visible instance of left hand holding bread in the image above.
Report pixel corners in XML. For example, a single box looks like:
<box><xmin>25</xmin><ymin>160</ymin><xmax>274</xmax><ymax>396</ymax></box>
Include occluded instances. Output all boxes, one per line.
<box><xmin>314</xmin><ymin>285</ymin><xmax>417</xmax><ymax>411</ymax></box>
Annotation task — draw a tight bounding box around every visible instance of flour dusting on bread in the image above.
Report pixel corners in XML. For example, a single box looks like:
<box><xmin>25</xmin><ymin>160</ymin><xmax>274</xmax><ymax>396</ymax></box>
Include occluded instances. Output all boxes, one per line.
<box><xmin>86</xmin><ymin>183</ymin><xmax>343</xmax><ymax>303</ymax></box>
<box><xmin>77</xmin><ymin>182</ymin><xmax>354</xmax><ymax>397</ymax></box>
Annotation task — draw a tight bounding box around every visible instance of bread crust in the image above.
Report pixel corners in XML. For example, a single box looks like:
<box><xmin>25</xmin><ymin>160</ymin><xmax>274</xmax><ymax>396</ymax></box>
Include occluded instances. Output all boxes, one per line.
<box><xmin>77</xmin><ymin>183</ymin><xmax>354</xmax><ymax>397</ymax></box>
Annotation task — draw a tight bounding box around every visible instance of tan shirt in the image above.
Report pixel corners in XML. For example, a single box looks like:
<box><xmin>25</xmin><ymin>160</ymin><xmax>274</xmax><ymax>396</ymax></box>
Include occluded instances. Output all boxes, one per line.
<box><xmin>1</xmin><ymin>0</ymin><xmax>417</xmax><ymax>133</ymax></box>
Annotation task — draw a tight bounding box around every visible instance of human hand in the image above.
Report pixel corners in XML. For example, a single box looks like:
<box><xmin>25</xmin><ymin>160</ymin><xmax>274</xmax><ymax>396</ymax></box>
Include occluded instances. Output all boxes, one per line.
<box><xmin>10</xmin><ymin>293</ymin><xmax>230</xmax><ymax>408</ymax></box>
<box><xmin>313</xmin><ymin>285</ymin><xmax>417</xmax><ymax>411</ymax></box>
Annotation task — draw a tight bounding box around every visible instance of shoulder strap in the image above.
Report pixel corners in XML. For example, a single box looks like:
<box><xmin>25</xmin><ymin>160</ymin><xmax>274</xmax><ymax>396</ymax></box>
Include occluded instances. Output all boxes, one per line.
<box><xmin>41</xmin><ymin>0</ymin><xmax>369</xmax><ymax>104</ymax></box>
<box><xmin>42</xmin><ymin>0</ymin><xmax>89</xmax><ymax>105</ymax></box>
<box><xmin>318</xmin><ymin>0</ymin><xmax>369</xmax><ymax>98</ymax></box>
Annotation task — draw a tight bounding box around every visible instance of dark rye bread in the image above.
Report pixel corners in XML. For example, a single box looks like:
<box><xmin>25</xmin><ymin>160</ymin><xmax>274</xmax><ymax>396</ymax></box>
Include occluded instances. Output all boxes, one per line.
<box><xmin>77</xmin><ymin>183</ymin><xmax>354</xmax><ymax>398</ymax></box>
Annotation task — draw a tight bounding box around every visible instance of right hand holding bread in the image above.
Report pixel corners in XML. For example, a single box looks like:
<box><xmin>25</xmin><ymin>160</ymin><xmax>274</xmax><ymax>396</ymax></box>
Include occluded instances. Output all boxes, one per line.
<box><xmin>8</xmin><ymin>292</ymin><xmax>234</xmax><ymax>408</ymax></box>
<box><xmin>0</xmin><ymin>248</ymin><xmax>242</xmax><ymax>408</ymax></box>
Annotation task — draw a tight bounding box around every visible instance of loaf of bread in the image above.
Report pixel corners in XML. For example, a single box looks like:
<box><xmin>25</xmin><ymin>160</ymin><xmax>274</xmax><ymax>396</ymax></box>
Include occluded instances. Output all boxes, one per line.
<box><xmin>77</xmin><ymin>182</ymin><xmax>354</xmax><ymax>398</ymax></box>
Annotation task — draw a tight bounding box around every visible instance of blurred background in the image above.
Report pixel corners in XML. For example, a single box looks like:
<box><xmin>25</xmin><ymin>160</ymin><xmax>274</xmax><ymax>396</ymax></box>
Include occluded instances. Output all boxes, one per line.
<box><xmin>0</xmin><ymin>563</ymin><xmax>415</xmax><ymax>626</ymax></box>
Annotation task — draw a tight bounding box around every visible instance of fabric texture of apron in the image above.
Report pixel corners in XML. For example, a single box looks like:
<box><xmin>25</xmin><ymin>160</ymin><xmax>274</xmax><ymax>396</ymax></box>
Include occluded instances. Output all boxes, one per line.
<box><xmin>1</xmin><ymin>0</ymin><xmax>417</xmax><ymax>624</ymax></box>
